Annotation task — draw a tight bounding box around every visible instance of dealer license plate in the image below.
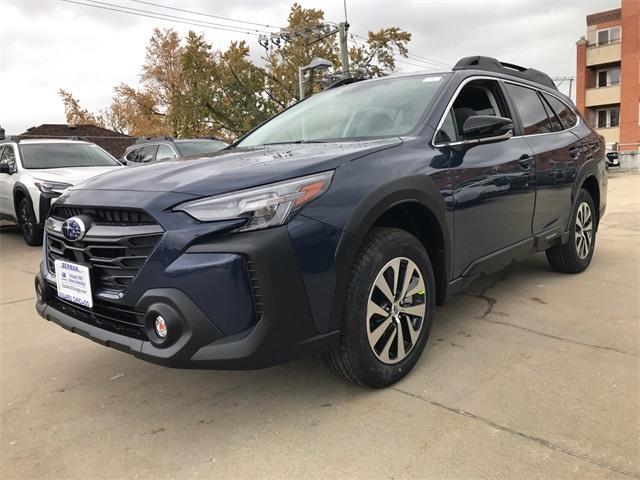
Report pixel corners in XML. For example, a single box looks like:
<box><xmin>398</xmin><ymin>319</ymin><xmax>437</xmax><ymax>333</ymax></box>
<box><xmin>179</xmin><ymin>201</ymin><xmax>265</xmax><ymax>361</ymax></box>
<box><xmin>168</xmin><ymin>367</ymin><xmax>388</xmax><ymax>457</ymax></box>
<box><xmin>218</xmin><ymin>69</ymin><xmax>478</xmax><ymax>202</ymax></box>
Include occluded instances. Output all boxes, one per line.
<box><xmin>54</xmin><ymin>260</ymin><xmax>93</xmax><ymax>308</ymax></box>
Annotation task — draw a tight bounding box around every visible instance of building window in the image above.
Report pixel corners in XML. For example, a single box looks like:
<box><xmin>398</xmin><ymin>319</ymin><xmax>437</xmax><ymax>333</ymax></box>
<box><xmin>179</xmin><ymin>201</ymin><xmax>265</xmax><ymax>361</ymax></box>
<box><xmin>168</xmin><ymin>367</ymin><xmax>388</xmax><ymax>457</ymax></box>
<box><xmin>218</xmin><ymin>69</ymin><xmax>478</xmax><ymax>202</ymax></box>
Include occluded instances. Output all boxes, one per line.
<box><xmin>597</xmin><ymin>26</ymin><xmax>621</xmax><ymax>46</ymax></box>
<box><xmin>596</xmin><ymin>107</ymin><xmax>620</xmax><ymax>128</ymax></box>
<box><xmin>597</xmin><ymin>67</ymin><xmax>621</xmax><ymax>87</ymax></box>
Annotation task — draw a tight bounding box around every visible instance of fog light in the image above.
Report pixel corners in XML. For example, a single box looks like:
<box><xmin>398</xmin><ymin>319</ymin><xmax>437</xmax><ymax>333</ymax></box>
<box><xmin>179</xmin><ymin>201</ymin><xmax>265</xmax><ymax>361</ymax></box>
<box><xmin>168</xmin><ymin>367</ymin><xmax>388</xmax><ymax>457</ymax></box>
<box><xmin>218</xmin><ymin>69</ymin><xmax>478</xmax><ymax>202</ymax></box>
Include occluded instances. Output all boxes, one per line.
<box><xmin>154</xmin><ymin>315</ymin><xmax>168</xmax><ymax>338</ymax></box>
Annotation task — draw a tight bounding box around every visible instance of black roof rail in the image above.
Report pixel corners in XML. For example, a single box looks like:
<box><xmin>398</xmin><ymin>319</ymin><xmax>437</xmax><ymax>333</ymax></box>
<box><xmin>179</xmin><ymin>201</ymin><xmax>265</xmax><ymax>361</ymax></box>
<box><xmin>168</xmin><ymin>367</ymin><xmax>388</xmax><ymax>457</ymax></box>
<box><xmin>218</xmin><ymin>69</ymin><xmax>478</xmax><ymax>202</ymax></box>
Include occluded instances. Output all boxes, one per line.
<box><xmin>453</xmin><ymin>56</ymin><xmax>558</xmax><ymax>90</ymax></box>
<box><xmin>135</xmin><ymin>136</ymin><xmax>174</xmax><ymax>144</ymax></box>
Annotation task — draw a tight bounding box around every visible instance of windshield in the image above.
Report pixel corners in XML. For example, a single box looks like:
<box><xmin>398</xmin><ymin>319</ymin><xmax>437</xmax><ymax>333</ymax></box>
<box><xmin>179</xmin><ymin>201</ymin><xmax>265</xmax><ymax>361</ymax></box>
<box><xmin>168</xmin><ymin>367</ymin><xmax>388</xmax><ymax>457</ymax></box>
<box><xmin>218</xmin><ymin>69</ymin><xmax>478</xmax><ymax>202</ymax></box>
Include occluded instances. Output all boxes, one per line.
<box><xmin>20</xmin><ymin>143</ymin><xmax>120</xmax><ymax>169</ymax></box>
<box><xmin>238</xmin><ymin>74</ymin><xmax>448</xmax><ymax>147</ymax></box>
<box><xmin>177</xmin><ymin>140</ymin><xmax>227</xmax><ymax>156</ymax></box>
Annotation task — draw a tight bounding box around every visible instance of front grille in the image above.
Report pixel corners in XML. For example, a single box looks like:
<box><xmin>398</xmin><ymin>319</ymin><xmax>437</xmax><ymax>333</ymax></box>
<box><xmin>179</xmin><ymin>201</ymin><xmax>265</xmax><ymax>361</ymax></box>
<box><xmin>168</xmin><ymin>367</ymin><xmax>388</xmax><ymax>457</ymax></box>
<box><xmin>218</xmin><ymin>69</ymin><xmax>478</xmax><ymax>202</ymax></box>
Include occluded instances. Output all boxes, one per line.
<box><xmin>50</xmin><ymin>206</ymin><xmax>155</xmax><ymax>225</ymax></box>
<box><xmin>46</xmin><ymin>225</ymin><xmax>163</xmax><ymax>295</ymax></box>
<box><xmin>49</xmin><ymin>293</ymin><xmax>147</xmax><ymax>340</ymax></box>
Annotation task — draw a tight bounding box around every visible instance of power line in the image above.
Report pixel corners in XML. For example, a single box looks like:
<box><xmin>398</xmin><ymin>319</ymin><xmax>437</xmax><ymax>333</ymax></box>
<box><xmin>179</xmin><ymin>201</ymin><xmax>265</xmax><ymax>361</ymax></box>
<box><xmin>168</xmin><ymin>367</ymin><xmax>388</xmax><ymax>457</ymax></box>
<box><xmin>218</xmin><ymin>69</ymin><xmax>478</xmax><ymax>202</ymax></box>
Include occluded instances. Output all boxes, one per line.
<box><xmin>404</xmin><ymin>52</ymin><xmax>450</xmax><ymax>69</ymax></box>
<box><xmin>351</xmin><ymin>34</ymin><xmax>445</xmax><ymax>71</ymax></box>
<box><xmin>406</xmin><ymin>52</ymin><xmax>450</xmax><ymax>68</ymax></box>
<box><xmin>394</xmin><ymin>57</ymin><xmax>443</xmax><ymax>71</ymax></box>
<box><xmin>85</xmin><ymin>0</ymin><xmax>272</xmax><ymax>34</ymax></box>
<box><xmin>352</xmin><ymin>33</ymin><xmax>450</xmax><ymax>69</ymax></box>
<box><xmin>58</xmin><ymin>0</ymin><xmax>264</xmax><ymax>36</ymax></box>
<box><xmin>129</xmin><ymin>0</ymin><xmax>282</xmax><ymax>30</ymax></box>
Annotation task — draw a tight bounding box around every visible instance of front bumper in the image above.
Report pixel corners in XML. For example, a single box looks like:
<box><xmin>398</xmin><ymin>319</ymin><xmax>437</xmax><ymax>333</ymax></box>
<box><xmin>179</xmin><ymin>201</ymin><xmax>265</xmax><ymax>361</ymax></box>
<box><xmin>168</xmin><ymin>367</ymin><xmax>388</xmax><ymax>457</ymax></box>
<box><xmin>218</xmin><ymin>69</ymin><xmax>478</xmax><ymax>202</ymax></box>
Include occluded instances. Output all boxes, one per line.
<box><xmin>36</xmin><ymin>225</ymin><xmax>339</xmax><ymax>369</ymax></box>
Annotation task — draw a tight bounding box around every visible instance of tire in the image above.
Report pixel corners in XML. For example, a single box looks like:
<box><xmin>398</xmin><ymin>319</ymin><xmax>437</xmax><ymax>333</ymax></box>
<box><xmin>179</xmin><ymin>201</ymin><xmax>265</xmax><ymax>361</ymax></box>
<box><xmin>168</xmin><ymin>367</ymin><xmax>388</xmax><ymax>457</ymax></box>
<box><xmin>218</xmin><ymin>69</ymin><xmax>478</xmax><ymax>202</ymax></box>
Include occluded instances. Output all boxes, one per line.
<box><xmin>325</xmin><ymin>227</ymin><xmax>436</xmax><ymax>388</ymax></box>
<box><xmin>546</xmin><ymin>188</ymin><xmax>597</xmax><ymax>274</ymax></box>
<box><xmin>17</xmin><ymin>197</ymin><xmax>43</xmax><ymax>246</ymax></box>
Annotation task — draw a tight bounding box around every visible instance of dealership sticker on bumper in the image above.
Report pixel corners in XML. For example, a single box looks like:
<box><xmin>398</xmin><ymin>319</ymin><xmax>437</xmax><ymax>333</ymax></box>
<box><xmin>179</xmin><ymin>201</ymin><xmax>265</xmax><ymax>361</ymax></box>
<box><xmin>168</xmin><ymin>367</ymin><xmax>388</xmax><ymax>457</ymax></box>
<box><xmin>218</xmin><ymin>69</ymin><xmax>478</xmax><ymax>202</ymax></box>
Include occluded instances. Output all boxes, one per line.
<box><xmin>54</xmin><ymin>260</ymin><xmax>93</xmax><ymax>308</ymax></box>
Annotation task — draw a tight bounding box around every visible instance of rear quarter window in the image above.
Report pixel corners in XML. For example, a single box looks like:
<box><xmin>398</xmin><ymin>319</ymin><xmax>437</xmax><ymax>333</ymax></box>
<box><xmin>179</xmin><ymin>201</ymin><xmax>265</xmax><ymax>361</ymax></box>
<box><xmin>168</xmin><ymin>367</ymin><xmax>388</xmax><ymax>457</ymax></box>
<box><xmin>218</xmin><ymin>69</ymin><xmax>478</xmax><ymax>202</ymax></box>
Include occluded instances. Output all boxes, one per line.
<box><xmin>541</xmin><ymin>93</ymin><xmax>578</xmax><ymax>130</ymax></box>
<box><xmin>504</xmin><ymin>83</ymin><xmax>554</xmax><ymax>135</ymax></box>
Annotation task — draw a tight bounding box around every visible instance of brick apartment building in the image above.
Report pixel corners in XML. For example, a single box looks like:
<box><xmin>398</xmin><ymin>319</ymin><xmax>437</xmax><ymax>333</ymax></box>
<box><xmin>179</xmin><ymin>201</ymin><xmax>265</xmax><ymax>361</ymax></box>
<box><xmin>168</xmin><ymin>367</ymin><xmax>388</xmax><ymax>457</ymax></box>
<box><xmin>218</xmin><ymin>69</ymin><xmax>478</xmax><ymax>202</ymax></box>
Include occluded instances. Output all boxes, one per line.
<box><xmin>576</xmin><ymin>0</ymin><xmax>639</xmax><ymax>152</ymax></box>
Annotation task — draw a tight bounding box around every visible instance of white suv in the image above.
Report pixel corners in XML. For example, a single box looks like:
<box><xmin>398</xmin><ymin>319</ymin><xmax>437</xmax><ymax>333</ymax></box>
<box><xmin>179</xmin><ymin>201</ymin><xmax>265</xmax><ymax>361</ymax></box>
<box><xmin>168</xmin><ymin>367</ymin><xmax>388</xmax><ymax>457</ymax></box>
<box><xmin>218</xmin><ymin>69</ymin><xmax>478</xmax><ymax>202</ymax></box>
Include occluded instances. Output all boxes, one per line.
<box><xmin>0</xmin><ymin>138</ymin><xmax>122</xmax><ymax>245</ymax></box>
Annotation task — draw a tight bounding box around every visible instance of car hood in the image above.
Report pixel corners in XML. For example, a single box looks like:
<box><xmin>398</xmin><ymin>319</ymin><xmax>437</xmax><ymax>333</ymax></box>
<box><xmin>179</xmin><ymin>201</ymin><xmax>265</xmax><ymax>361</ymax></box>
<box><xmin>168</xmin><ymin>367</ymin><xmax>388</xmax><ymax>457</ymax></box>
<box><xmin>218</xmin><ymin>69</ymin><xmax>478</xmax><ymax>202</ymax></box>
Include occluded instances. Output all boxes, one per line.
<box><xmin>28</xmin><ymin>166</ymin><xmax>123</xmax><ymax>185</ymax></box>
<box><xmin>74</xmin><ymin>139</ymin><xmax>402</xmax><ymax>196</ymax></box>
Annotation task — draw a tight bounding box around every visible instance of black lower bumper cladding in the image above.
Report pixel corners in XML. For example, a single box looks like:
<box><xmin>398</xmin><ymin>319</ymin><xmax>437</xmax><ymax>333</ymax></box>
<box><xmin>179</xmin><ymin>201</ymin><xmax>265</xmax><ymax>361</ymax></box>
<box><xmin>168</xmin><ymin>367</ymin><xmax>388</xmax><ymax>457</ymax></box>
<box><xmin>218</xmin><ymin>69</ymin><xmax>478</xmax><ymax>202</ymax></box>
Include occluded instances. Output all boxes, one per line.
<box><xmin>35</xmin><ymin>226</ymin><xmax>339</xmax><ymax>369</ymax></box>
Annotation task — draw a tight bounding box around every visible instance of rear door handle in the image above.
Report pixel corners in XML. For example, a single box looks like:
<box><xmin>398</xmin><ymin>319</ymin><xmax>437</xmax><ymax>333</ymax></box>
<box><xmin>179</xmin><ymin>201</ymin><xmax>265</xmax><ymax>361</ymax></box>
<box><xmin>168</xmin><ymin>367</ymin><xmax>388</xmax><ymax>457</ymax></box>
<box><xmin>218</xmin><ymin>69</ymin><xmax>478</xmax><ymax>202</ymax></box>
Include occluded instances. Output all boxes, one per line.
<box><xmin>519</xmin><ymin>154</ymin><xmax>533</xmax><ymax>169</ymax></box>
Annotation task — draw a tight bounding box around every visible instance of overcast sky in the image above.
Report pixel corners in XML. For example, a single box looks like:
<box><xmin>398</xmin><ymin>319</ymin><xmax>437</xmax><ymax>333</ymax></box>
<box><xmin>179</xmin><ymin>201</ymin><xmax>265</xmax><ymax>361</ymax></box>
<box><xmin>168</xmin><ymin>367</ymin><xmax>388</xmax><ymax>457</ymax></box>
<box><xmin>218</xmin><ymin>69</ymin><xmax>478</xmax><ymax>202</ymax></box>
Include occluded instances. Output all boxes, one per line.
<box><xmin>0</xmin><ymin>0</ymin><xmax>620</xmax><ymax>135</ymax></box>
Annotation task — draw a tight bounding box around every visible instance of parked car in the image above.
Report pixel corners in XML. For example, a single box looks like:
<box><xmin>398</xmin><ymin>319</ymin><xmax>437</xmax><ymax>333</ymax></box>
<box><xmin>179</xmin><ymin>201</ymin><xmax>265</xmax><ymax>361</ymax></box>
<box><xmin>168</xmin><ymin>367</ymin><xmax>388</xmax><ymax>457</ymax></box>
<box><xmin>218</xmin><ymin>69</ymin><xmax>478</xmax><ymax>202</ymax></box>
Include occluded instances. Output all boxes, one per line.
<box><xmin>605</xmin><ymin>150</ymin><xmax>620</xmax><ymax>168</ymax></box>
<box><xmin>35</xmin><ymin>56</ymin><xmax>607</xmax><ymax>388</ymax></box>
<box><xmin>0</xmin><ymin>139</ymin><xmax>122</xmax><ymax>245</ymax></box>
<box><xmin>122</xmin><ymin>137</ymin><xmax>227</xmax><ymax>166</ymax></box>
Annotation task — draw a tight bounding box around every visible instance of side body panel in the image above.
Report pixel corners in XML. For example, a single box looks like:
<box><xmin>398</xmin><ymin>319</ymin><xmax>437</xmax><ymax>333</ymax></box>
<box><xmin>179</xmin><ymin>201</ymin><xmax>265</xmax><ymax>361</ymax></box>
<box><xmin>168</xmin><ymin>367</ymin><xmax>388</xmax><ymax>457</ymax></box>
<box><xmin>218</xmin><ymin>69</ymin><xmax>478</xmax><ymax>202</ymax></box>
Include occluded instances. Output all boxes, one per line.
<box><xmin>446</xmin><ymin>137</ymin><xmax>536</xmax><ymax>278</ymax></box>
<box><xmin>524</xmin><ymin>130</ymin><xmax>583</xmax><ymax>236</ymax></box>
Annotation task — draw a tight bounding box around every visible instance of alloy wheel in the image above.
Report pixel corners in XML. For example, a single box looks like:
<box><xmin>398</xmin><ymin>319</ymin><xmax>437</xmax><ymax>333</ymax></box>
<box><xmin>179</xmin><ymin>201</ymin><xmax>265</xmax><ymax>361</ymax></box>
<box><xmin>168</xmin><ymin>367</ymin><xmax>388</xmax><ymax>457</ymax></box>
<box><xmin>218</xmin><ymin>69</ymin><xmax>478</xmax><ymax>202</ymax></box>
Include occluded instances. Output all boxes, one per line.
<box><xmin>366</xmin><ymin>257</ymin><xmax>427</xmax><ymax>364</ymax></box>
<box><xmin>575</xmin><ymin>201</ymin><xmax>593</xmax><ymax>260</ymax></box>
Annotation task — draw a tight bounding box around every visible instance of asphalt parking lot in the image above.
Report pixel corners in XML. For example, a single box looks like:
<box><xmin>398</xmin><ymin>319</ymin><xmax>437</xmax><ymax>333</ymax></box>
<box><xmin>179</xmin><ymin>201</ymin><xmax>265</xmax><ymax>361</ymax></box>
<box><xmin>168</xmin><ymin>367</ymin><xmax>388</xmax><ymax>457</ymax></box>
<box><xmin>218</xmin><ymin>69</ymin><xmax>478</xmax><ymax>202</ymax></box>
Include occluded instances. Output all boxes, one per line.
<box><xmin>1</xmin><ymin>173</ymin><xmax>638</xmax><ymax>479</ymax></box>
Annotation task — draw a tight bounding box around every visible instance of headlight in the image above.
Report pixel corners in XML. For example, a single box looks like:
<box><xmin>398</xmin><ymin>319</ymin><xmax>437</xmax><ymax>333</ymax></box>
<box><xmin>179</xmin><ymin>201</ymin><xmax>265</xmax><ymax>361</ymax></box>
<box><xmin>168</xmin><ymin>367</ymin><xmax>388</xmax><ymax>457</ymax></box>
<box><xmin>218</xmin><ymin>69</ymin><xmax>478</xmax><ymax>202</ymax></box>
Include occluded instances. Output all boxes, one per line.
<box><xmin>175</xmin><ymin>171</ymin><xmax>334</xmax><ymax>232</ymax></box>
<box><xmin>34</xmin><ymin>180</ymin><xmax>73</xmax><ymax>194</ymax></box>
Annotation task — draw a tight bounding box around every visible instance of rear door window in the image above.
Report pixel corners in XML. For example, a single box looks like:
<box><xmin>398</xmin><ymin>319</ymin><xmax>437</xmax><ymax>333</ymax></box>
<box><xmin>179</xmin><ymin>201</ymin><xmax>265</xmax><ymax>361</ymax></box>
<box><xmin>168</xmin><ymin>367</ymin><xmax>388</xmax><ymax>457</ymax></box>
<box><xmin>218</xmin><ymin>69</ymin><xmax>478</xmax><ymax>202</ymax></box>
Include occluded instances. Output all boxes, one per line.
<box><xmin>138</xmin><ymin>145</ymin><xmax>158</xmax><ymax>164</ymax></box>
<box><xmin>504</xmin><ymin>83</ymin><xmax>554</xmax><ymax>135</ymax></box>
<box><xmin>156</xmin><ymin>144</ymin><xmax>176</xmax><ymax>161</ymax></box>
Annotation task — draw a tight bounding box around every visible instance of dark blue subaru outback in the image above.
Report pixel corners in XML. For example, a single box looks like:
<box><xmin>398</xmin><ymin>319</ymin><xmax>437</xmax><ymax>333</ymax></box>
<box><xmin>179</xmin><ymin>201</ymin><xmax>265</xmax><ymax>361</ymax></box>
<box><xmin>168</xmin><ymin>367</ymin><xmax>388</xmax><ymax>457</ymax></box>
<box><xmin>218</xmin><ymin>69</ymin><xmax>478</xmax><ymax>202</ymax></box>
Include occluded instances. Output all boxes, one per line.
<box><xmin>35</xmin><ymin>57</ymin><xmax>606</xmax><ymax>387</ymax></box>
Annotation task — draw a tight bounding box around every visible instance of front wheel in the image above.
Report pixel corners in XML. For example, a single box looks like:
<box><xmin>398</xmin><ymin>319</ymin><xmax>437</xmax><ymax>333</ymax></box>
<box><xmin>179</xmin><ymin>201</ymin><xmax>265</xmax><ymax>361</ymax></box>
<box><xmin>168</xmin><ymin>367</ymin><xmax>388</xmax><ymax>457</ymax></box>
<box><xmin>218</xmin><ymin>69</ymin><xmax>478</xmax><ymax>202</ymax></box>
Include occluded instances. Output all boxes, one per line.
<box><xmin>546</xmin><ymin>188</ymin><xmax>597</xmax><ymax>273</ymax></box>
<box><xmin>325</xmin><ymin>228</ymin><xmax>435</xmax><ymax>388</ymax></box>
<box><xmin>17</xmin><ymin>198</ymin><xmax>43</xmax><ymax>246</ymax></box>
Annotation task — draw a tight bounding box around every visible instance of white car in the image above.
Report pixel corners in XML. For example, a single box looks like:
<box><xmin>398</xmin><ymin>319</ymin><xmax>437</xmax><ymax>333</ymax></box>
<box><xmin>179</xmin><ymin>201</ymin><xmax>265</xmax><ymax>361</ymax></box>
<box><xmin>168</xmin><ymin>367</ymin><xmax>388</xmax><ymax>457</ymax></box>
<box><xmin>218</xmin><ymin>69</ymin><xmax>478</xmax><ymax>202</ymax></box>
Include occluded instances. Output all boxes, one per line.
<box><xmin>0</xmin><ymin>138</ymin><xmax>123</xmax><ymax>245</ymax></box>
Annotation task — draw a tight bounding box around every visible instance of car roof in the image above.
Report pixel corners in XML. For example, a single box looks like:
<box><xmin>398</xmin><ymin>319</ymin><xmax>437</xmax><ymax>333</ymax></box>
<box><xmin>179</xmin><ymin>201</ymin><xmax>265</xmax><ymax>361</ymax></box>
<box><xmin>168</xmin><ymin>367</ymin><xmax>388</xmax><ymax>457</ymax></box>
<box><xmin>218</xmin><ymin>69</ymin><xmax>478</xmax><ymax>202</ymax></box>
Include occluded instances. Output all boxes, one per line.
<box><xmin>125</xmin><ymin>138</ymin><xmax>225</xmax><ymax>151</ymax></box>
<box><xmin>330</xmin><ymin>56</ymin><xmax>562</xmax><ymax>99</ymax></box>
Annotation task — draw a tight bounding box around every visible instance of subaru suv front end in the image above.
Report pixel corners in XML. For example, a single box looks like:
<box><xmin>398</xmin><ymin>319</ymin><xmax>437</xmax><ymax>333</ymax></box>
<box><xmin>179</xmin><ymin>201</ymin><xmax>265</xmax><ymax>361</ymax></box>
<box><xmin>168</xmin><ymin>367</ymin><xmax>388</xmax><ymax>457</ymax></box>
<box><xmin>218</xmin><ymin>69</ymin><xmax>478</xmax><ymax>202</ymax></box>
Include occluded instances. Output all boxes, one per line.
<box><xmin>35</xmin><ymin>58</ymin><xmax>606</xmax><ymax>387</ymax></box>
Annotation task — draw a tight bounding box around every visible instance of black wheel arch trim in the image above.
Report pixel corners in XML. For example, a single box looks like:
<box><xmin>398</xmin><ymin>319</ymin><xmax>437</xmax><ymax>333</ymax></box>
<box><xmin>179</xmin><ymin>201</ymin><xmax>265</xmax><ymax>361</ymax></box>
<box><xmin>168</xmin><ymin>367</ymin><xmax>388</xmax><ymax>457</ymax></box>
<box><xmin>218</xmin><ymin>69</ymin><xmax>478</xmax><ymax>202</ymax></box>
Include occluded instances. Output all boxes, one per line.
<box><xmin>12</xmin><ymin>182</ymin><xmax>32</xmax><ymax>216</ymax></box>
<box><xmin>571</xmin><ymin>159</ymin><xmax>601</xmax><ymax>230</ymax></box>
<box><xmin>328</xmin><ymin>175</ymin><xmax>450</xmax><ymax>331</ymax></box>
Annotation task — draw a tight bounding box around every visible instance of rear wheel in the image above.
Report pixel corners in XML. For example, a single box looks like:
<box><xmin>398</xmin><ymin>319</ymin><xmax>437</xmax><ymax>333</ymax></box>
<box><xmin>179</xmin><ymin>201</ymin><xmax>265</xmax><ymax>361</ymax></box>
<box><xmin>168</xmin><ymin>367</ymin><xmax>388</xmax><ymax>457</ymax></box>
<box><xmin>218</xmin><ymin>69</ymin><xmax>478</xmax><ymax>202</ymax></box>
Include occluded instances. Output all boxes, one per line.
<box><xmin>546</xmin><ymin>188</ymin><xmax>596</xmax><ymax>273</ymax></box>
<box><xmin>17</xmin><ymin>198</ymin><xmax>43</xmax><ymax>246</ymax></box>
<box><xmin>325</xmin><ymin>228</ymin><xmax>435</xmax><ymax>388</ymax></box>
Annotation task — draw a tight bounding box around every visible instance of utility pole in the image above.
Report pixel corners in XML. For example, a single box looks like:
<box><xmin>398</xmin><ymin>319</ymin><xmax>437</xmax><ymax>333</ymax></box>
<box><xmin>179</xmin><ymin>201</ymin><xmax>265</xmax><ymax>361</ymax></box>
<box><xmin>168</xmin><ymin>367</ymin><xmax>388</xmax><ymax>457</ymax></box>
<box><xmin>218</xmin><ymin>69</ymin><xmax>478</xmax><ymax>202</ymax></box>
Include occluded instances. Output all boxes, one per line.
<box><xmin>260</xmin><ymin>21</ymin><xmax>351</xmax><ymax>81</ymax></box>
<box><xmin>568</xmin><ymin>78</ymin><xmax>574</xmax><ymax>99</ymax></box>
<box><xmin>339</xmin><ymin>22</ymin><xmax>350</xmax><ymax>79</ymax></box>
<box><xmin>552</xmin><ymin>76</ymin><xmax>575</xmax><ymax>100</ymax></box>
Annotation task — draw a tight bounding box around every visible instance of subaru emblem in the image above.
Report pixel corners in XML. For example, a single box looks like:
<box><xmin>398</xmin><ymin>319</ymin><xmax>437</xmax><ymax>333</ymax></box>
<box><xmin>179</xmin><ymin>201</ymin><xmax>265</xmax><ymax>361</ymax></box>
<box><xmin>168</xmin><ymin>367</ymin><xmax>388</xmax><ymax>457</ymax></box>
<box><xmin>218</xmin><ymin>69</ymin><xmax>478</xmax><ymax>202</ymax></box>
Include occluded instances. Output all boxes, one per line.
<box><xmin>61</xmin><ymin>216</ymin><xmax>86</xmax><ymax>242</ymax></box>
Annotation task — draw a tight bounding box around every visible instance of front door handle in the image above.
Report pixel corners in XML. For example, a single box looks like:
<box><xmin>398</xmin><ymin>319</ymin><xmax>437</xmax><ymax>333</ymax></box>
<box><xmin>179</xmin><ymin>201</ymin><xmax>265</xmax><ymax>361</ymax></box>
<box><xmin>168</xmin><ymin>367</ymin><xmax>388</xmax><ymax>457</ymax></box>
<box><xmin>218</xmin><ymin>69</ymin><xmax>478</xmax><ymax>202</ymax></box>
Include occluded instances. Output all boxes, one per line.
<box><xmin>519</xmin><ymin>154</ymin><xmax>533</xmax><ymax>170</ymax></box>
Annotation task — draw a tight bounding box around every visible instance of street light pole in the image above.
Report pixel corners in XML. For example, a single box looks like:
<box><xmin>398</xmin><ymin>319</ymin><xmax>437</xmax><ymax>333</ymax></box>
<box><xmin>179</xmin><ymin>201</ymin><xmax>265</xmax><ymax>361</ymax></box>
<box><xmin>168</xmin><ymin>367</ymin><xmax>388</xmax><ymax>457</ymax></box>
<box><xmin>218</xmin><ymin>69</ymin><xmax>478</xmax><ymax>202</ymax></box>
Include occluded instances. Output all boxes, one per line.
<box><xmin>298</xmin><ymin>57</ymin><xmax>334</xmax><ymax>101</ymax></box>
<box><xmin>298</xmin><ymin>65</ymin><xmax>305</xmax><ymax>100</ymax></box>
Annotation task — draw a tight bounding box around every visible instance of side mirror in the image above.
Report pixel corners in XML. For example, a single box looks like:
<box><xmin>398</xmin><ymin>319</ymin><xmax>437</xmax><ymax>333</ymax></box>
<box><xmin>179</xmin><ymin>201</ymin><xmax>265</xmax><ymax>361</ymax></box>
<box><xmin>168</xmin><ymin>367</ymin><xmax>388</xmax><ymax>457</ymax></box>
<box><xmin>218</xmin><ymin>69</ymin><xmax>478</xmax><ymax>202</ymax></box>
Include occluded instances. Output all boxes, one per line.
<box><xmin>0</xmin><ymin>163</ymin><xmax>13</xmax><ymax>175</ymax></box>
<box><xmin>462</xmin><ymin>116</ymin><xmax>513</xmax><ymax>143</ymax></box>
